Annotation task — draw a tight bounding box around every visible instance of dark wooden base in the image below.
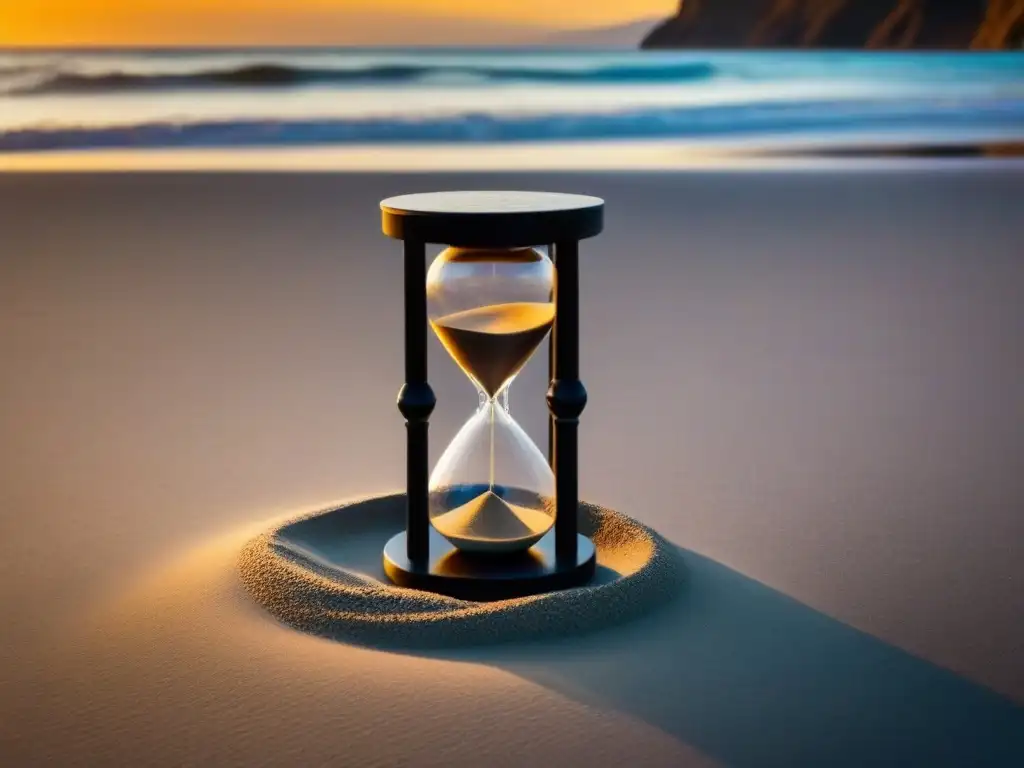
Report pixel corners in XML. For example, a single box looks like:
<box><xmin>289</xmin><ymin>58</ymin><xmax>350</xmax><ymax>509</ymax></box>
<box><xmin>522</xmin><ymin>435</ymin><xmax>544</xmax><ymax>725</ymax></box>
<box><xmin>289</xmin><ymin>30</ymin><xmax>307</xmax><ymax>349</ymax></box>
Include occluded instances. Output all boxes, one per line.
<box><xmin>383</xmin><ymin>527</ymin><xmax>596</xmax><ymax>602</ymax></box>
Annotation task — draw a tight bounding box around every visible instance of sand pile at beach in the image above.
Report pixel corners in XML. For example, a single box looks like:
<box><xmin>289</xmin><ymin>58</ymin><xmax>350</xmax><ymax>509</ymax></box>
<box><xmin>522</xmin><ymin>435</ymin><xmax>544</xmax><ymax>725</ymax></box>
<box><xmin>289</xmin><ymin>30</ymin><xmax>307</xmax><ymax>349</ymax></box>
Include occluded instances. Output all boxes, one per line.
<box><xmin>238</xmin><ymin>494</ymin><xmax>683</xmax><ymax>648</ymax></box>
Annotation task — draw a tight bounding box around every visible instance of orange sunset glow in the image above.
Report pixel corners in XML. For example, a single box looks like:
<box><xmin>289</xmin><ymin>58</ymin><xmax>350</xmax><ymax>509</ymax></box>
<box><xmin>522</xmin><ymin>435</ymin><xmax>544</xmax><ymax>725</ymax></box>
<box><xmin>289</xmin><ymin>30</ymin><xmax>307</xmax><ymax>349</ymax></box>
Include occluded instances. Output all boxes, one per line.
<box><xmin>0</xmin><ymin>0</ymin><xmax>677</xmax><ymax>46</ymax></box>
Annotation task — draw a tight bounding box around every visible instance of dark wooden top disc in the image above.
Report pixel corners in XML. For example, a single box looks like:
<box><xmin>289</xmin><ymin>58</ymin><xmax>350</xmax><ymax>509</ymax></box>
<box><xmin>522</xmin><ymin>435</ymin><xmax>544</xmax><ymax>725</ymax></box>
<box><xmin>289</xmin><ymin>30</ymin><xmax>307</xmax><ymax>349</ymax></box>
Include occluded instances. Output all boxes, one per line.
<box><xmin>381</xmin><ymin>190</ymin><xmax>604</xmax><ymax>247</ymax></box>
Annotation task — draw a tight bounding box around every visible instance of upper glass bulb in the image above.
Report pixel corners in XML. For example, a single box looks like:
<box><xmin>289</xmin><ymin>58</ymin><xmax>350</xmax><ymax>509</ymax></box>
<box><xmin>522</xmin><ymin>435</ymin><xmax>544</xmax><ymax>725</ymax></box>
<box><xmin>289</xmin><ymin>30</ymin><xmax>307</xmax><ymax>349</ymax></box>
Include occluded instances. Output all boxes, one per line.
<box><xmin>427</xmin><ymin>246</ymin><xmax>555</xmax><ymax>399</ymax></box>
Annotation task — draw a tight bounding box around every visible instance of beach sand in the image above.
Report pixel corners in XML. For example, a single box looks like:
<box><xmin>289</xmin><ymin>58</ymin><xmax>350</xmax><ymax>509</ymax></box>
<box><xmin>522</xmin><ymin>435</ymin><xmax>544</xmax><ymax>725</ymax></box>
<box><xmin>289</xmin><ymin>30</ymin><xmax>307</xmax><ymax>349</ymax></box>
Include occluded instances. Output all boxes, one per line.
<box><xmin>241</xmin><ymin>494</ymin><xmax>682</xmax><ymax>647</ymax></box>
<box><xmin>2</xmin><ymin>168</ymin><xmax>1023</xmax><ymax>766</ymax></box>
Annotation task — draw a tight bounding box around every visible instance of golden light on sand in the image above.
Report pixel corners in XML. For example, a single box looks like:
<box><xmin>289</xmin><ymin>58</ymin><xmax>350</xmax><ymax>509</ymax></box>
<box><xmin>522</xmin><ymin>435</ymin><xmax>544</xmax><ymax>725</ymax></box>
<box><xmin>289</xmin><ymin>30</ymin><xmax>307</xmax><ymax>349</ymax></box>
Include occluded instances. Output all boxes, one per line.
<box><xmin>0</xmin><ymin>143</ymin><xmax>752</xmax><ymax>173</ymax></box>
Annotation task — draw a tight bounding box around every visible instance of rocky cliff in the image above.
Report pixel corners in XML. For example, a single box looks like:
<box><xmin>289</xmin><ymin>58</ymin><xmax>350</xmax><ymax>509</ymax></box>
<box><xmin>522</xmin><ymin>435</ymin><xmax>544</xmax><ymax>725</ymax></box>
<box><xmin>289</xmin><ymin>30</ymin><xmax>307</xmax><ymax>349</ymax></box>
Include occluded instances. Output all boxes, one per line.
<box><xmin>641</xmin><ymin>0</ymin><xmax>1024</xmax><ymax>49</ymax></box>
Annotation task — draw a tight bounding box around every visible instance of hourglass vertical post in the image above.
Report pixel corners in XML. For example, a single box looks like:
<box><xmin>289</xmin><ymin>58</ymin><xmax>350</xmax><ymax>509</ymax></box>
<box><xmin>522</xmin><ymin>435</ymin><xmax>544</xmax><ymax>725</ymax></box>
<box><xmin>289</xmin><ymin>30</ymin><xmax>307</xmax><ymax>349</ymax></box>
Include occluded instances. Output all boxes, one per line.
<box><xmin>548</xmin><ymin>243</ymin><xmax>556</xmax><ymax>468</ymax></box>
<box><xmin>548</xmin><ymin>239</ymin><xmax>587</xmax><ymax>564</ymax></box>
<box><xmin>398</xmin><ymin>239</ymin><xmax>434</xmax><ymax>564</ymax></box>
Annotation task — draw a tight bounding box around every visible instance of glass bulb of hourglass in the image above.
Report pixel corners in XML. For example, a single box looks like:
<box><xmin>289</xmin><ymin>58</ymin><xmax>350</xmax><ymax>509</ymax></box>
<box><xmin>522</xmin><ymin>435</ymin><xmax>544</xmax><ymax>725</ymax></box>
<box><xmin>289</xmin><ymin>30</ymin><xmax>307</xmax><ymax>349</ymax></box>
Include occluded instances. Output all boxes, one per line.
<box><xmin>427</xmin><ymin>246</ymin><xmax>556</xmax><ymax>555</ymax></box>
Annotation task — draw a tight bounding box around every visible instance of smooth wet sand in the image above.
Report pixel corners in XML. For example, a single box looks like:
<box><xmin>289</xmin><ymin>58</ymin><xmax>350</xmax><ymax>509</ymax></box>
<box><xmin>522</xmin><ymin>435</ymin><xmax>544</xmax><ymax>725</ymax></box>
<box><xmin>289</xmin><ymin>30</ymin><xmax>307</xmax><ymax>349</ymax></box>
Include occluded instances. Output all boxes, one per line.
<box><xmin>2</xmin><ymin>169</ymin><xmax>1023</xmax><ymax>766</ymax></box>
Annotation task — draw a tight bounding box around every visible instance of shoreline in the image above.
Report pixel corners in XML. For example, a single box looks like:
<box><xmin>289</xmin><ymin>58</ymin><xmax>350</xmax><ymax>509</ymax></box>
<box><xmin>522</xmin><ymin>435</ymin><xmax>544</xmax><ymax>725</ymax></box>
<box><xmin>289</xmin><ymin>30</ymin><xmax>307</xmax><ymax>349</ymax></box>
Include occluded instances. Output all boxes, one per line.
<box><xmin>3</xmin><ymin>140</ymin><xmax>1024</xmax><ymax>173</ymax></box>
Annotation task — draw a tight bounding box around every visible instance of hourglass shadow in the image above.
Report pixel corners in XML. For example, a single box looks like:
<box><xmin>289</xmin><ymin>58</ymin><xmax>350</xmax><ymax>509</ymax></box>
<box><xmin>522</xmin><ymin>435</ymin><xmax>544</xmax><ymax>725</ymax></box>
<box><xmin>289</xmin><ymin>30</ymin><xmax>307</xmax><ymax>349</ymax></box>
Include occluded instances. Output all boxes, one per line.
<box><xmin>267</xmin><ymin>500</ymin><xmax>1023</xmax><ymax>766</ymax></box>
<box><xmin>442</xmin><ymin>548</ymin><xmax>1024</xmax><ymax>768</ymax></box>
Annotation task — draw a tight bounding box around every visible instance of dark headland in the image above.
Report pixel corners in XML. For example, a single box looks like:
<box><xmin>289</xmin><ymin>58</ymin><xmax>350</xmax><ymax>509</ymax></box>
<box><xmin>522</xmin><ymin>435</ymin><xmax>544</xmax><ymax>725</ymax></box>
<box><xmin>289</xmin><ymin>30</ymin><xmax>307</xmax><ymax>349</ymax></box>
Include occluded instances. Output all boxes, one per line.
<box><xmin>641</xmin><ymin>0</ymin><xmax>1024</xmax><ymax>49</ymax></box>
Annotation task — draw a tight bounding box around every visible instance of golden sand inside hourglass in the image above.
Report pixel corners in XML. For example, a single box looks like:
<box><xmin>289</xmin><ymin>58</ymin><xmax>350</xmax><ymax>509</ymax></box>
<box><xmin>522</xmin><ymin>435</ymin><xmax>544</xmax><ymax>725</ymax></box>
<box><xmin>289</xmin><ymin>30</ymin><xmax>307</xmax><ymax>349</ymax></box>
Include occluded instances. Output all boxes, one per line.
<box><xmin>430</xmin><ymin>301</ymin><xmax>555</xmax><ymax>398</ymax></box>
<box><xmin>431</xmin><ymin>490</ymin><xmax>553</xmax><ymax>553</ymax></box>
<box><xmin>430</xmin><ymin>300</ymin><xmax>556</xmax><ymax>553</ymax></box>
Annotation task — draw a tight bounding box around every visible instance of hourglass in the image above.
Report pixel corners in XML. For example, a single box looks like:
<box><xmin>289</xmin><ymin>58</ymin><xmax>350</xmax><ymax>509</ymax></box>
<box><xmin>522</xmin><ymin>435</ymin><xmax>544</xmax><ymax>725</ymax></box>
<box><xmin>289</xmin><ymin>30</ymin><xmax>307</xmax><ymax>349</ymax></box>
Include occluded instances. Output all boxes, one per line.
<box><xmin>380</xmin><ymin>191</ymin><xmax>604</xmax><ymax>600</ymax></box>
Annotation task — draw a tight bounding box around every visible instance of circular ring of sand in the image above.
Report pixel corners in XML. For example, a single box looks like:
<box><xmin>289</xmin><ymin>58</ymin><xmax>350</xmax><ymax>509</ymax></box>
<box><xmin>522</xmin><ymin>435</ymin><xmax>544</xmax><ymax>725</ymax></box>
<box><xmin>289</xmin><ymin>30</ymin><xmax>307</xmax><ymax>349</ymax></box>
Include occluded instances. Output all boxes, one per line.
<box><xmin>238</xmin><ymin>494</ymin><xmax>684</xmax><ymax>648</ymax></box>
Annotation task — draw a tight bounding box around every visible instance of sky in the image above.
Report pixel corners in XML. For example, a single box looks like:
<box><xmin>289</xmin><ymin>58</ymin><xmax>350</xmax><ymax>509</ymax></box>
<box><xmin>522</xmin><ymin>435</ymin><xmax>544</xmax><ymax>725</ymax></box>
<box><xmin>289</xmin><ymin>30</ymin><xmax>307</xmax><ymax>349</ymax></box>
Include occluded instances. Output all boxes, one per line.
<box><xmin>0</xmin><ymin>1</ymin><xmax>676</xmax><ymax>46</ymax></box>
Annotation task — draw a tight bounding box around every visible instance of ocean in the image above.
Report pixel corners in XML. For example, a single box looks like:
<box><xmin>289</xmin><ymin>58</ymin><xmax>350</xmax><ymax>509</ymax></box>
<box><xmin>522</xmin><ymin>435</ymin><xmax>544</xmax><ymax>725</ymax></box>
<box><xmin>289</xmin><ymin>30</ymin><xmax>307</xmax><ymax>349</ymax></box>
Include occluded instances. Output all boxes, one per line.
<box><xmin>1</xmin><ymin>49</ymin><xmax>1023</xmax><ymax>160</ymax></box>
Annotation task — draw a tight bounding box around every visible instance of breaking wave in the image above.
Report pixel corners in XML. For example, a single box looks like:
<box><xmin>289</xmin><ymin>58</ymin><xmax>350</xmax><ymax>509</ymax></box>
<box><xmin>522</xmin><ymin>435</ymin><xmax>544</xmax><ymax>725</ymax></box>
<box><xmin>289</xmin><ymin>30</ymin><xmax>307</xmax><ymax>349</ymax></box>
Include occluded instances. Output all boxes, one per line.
<box><xmin>3</xmin><ymin>60</ymin><xmax>719</xmax><ymax>95</ymax></box>
<box><xmin>3</xmin><ymin>97</ymin><xmax>1023</xmax><ymax>152</ymax></box>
